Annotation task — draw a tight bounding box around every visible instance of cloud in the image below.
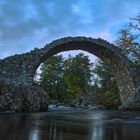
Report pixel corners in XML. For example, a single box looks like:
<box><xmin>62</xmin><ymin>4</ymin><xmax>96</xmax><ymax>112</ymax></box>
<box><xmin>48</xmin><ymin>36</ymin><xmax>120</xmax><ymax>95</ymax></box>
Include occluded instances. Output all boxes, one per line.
<box><xmin>0</xmin><ymin>0</ymin><xmax>140</xmax><ymax>58</ymax></box>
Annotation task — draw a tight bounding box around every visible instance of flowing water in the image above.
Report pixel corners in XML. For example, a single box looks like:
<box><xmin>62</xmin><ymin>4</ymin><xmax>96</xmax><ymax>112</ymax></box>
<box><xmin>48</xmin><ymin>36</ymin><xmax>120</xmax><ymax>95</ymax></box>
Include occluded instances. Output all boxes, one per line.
<box><xmin>0</xmin><ymin>110</ymin><xmax>140</xmax><ymax>140</ymax></box>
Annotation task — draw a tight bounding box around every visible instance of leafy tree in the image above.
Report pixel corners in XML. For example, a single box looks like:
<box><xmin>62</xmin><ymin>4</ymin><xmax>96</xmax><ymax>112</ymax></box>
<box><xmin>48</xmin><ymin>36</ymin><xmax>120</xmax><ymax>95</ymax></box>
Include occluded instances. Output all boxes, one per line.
<box><xmin>115</xmin><ymin>15</ymin><xmax>140</xmax><ymax>65</ymax></box>
<box><xmin>40</xmin><ymin>55</ymin><xmax>70</xmax><ymax>102</ymax></box>
<box><xmin>93</xmin><ymin>59</ymin><xmax>121</xmax><ymax>108</ymax></box>
<box><xmin>93</xmin><ymin>60</ymin><xmax>119</xmax><ymax>90</ymax></box>
<box><xmin>39</xmin><ymin>53</ymin><xmax>94</xmax><ymax>102</ymax></box>
<box><xmin>63</xmin><ymin>53</ymin><xmax>93</xmax><ymax>97</ymax></box>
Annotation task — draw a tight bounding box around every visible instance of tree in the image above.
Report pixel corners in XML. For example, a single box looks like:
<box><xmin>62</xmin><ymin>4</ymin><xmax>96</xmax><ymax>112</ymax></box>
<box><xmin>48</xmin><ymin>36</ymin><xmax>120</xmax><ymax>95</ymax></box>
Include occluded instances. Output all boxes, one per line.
<box><xmin>93</xmin><ymin>59</ymin><xmax>120</xmax><ymax>108</ymax></box>
<box><xmin>115</xmin><ymin>15</ymin><xmax>140</xmax><ymax>65</ymax></box>
<box><xmin>63</xmin><ymin>53</ymin><xmax>93</xmax><ymax>97</ymax></box>
<box><xmin>39</xmin><ymin>53</ymin><xmax>94</xmax><ymax>102</ymax></box>
<box><xmin>90</xmin><ymin>15</ymin><xmax>140</xmax><ymax>108</ymax></box>
<box><xmin>40</xmin><ymin>55</ymin><xmax>70</xmax><ymax>102</ymax></box>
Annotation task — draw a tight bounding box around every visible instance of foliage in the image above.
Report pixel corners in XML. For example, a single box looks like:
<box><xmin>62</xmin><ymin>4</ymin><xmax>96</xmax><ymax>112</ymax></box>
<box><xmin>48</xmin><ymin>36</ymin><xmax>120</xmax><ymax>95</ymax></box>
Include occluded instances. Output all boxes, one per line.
<box><xmin>93</xmin><ymin>60</ymin><xmax>121</xmax><ymax>108</ymax></box>
<box><xmin>39</xmin><ymin>53</ymin><xmax>121</xmax><ymax>107</ymax></box>
<box><xmin>90</xmin><ymin>15</ymin><xmax>140</xmax><ymax>108</ymax></box>
<box><xmin>115</xmin><ymin>15</ymin><xmax>140</xmax><ymax>65</ymax></box>
<box><xmin>63</xmin><ymin>53</ymin><xmax>93</xmax><ymax>97</ymax></box>
<box><xmin>39</xmin><ymin>53</ymin><xmax>93</xmax><ymax>102</ymax></box>
<box><xmin>40</xmin><ymin>55</ymin><xmax>71</xmax><ymax>102</ymax></box>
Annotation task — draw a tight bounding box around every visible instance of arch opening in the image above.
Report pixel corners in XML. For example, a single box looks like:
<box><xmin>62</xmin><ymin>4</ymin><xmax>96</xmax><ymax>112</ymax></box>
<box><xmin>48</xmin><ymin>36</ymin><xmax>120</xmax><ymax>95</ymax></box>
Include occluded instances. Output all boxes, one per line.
<box><xmin>33</xmin><ymin>50</ymin><xmax>121</xmax><ymax>108</ymax></box>
<box><xmin>28</xmin><ymin>37</ymin><xmax>136</xmax><ymax>107</ymax></box>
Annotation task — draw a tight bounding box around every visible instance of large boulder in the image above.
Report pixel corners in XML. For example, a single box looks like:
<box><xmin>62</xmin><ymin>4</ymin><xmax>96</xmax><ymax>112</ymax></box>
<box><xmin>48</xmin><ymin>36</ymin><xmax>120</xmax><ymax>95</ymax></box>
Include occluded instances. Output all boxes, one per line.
<box><xmin>0</xmin><ymin>84</ymin><xmax>49</xmax><ymax>112</ymax></box>
<box><xmin>0</xmin><ymin>84</ymin><xmax>24</xmax><ymax>112</ymax></box>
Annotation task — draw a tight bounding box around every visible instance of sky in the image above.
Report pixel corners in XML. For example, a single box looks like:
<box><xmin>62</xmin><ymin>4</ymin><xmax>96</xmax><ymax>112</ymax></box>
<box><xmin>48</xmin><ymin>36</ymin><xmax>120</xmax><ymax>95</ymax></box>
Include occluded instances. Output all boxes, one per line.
<box><xmin>0</xmin><ymin>0</ymin><xmax>140</xmax><ymax>59</ymax></box>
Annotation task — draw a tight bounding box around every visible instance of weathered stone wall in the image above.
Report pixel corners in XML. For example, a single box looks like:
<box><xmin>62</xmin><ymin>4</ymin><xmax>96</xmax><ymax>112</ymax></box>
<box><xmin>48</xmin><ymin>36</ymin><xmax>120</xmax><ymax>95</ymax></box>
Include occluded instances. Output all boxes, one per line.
<box><xmin>0</xmin><ymin>37</ymin><xmax>139</xmax><ymax>111</ymax></box>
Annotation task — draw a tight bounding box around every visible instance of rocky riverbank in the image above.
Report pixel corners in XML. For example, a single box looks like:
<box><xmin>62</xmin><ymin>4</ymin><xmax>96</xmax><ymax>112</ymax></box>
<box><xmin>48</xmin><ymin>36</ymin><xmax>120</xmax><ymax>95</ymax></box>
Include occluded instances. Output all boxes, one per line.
<box><xmin>0</xmin><ymin>84</ymin><xmax>140</xmax><ymax>112</ymax></box>
<box><xmin>71</xmin><ymin>93</ymin><xmax>106</xmax><ymax>109</ymax></box>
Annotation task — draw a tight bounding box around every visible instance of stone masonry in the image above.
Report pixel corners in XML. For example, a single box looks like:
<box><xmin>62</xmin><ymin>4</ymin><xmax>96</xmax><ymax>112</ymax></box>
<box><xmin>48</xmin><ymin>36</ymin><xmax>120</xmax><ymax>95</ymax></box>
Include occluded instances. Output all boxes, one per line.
<box><xmin>0</xmin><ymin>37</ymin><xmax>139</xmax><ymax>111</ymax></box>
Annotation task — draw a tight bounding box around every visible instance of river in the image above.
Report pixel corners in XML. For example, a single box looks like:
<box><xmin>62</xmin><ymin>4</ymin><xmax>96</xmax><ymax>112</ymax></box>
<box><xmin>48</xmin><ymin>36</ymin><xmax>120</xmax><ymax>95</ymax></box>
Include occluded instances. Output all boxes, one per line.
<box><xmin>0</xmin><ymin>110</ymin><xmax>140</xmax><ymax>140</ymax></box>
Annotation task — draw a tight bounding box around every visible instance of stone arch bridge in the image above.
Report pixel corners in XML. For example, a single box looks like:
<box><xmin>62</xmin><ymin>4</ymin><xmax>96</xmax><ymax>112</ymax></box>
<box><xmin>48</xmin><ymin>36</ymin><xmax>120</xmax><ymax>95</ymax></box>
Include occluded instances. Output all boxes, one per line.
<box><xmin>0</xmin><ymin>37</ymin><xmax>139</xmax><ymax>111</ymax></box>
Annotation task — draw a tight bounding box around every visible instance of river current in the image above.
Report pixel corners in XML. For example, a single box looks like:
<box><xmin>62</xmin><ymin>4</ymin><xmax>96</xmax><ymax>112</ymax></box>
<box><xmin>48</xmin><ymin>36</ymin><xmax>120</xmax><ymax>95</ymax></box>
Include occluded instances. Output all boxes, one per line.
<box><xmin>0</xmin><ymin>110</ymin><xmax>140</xmax><ymax>140</ymax></box>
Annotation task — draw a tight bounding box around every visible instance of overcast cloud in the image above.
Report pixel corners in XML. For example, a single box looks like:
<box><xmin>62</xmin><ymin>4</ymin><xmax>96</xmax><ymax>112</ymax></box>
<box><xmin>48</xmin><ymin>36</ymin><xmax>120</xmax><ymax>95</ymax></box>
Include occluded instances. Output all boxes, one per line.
<box><xmin>0</xmin><ymin>0</ymin><xmax>140</xmax><ymax>58</ymax></box>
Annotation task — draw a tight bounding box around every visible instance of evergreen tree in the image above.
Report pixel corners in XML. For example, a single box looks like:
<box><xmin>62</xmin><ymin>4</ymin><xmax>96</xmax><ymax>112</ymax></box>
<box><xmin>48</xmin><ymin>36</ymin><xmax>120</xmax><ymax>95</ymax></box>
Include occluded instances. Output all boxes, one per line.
<box><xmin>39</xmin><ymin>53</ymin><xmax>93</xmax><ymax>102</ymax></box>
<box><xmin>40</xmin><ymin>55</ymin><xmax>70</xmax><ymax>102</ymax></box>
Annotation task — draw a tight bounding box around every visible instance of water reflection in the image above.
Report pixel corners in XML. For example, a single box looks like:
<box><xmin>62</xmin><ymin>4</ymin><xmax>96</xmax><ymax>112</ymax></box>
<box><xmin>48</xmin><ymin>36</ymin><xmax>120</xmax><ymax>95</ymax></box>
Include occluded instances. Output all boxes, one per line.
<box><xmin>0</xmin><ymin>111</ymin><xmax>140</xmax><ymax>140</ymax></box>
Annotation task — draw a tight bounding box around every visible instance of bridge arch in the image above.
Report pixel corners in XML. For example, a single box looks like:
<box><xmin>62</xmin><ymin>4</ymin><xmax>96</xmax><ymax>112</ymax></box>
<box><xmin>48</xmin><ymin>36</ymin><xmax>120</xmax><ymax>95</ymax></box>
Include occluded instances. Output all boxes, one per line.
<box><xmin>31</xmin><ymin>37</ymin><xmax>136</xmax><ymax>105</ymax></box>
<box><xmin>0</xmin><ymin>37</ymin><xmax>138</xmax><ymax>108</ymax></box>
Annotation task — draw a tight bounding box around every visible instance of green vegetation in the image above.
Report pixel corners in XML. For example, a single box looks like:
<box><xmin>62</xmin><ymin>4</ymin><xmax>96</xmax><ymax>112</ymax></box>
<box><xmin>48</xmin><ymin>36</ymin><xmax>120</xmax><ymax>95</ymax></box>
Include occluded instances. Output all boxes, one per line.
<box><xmin>93</xmin><ymin>60</ymin><xmax>120</xmax><ymax>108</ymax></box>
<box><xmin>63</xmin><ymin>53</ymin><xmax>93</xmax><ymax>97</ymax></box>
<box><xmin>39</xmin><ymin>55</ymin><xmax>69</xmax><ymax>102</ymax></box>
<box><xmin>38</xmin><ymin>53</ymin><xmax>120</xmax><ymax>108</ymax></box>
<box><xmin>37</xmin><ymin>15</ymin><xmax>139</xmax><ymax>108</ymax></box>
<box><xmin>39</xmin><ymin>53</ymin><xmax>93</xmax><ymax>103</ymax></box>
